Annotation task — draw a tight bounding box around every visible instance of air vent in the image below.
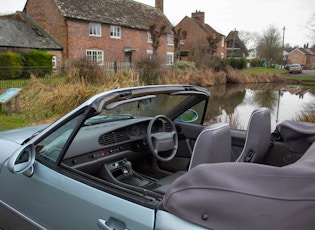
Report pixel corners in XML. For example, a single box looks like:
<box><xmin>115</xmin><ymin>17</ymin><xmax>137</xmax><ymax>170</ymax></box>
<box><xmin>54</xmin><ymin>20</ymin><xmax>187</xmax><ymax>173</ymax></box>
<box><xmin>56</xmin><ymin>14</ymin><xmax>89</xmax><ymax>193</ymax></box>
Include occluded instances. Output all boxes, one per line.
<box><xmin>98</xmin><ymin>129</ymin><xmax>129</xmax><ymax>146</ymax></box>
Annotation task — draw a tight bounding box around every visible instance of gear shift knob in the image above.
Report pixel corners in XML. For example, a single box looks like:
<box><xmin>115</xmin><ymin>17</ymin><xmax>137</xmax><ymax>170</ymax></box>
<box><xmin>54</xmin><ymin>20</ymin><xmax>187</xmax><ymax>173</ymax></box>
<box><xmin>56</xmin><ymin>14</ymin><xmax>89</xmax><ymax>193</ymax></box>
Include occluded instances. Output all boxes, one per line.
<box><xmin>124</xmin><ymin>161</ymin><xmax>133</xmax><ymax>175</ymax></box>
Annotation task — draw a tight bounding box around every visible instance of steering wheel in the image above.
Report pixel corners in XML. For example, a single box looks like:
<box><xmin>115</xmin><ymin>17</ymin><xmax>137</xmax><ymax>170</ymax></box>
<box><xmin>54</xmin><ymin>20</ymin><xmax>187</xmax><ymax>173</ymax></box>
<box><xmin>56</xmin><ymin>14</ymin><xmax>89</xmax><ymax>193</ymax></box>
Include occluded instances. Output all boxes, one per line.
<box><xmin>147</xmin><ymin>115</ymin><xmax>178</xmax><ymax>162</ymax></box>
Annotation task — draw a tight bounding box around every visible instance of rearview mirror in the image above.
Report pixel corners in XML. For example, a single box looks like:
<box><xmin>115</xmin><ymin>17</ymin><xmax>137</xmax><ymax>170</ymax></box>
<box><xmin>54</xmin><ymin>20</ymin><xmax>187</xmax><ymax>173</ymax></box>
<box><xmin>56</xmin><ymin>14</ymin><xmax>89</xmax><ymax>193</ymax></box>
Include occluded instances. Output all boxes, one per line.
<box><xmin>7</xmin><ymin>144</ymin><xmax>35</xmax><ymax>177</ymax></box>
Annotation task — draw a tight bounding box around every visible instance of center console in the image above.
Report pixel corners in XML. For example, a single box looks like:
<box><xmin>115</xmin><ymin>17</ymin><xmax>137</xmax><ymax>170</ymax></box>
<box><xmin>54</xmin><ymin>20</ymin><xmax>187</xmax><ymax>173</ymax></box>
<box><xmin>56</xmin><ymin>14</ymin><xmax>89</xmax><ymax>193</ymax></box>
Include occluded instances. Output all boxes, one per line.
<box><xmin>98</xmin><ymin>158</ymin><xmax>160</xmax><ymax>190</ymax></box>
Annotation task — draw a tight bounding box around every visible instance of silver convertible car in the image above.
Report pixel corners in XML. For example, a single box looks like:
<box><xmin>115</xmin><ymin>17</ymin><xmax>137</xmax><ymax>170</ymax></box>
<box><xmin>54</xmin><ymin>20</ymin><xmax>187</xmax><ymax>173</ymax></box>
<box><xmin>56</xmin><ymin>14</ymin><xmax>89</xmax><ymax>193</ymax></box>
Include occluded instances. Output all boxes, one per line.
<box><xmin>1</xmin><ymin>85</ymin><xmax>315</xmax><ymax>230</ymax></box>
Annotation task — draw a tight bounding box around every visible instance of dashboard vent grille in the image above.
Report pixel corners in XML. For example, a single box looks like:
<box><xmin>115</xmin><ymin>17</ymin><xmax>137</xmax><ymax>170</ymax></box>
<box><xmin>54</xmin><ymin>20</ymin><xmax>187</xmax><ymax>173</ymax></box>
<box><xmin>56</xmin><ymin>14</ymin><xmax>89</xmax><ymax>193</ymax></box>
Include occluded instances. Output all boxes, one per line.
<box><xmin>98</xmin><ymin>129</ymin><xmax>129</xmax><ymax>146</ymax></box>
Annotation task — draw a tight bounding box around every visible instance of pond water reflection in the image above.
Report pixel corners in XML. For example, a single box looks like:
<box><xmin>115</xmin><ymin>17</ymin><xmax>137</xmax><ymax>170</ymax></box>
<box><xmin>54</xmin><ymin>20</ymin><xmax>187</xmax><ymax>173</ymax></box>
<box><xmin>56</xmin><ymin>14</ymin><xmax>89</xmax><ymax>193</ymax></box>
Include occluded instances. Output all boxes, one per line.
<box><xmin>204</xmin><ymin>83</ymin><xmax>315</xmax><ymax>131</ymax></box>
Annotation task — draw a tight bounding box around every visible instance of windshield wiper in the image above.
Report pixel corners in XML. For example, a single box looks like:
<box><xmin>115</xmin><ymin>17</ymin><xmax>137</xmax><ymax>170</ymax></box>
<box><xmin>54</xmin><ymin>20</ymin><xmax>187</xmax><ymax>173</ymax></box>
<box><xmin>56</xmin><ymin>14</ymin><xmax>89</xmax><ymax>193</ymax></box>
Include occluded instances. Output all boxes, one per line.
<box><xmin>84</xmin><ymin>115</ymin><xmax>134</xmax><ymax>125</ymax></box>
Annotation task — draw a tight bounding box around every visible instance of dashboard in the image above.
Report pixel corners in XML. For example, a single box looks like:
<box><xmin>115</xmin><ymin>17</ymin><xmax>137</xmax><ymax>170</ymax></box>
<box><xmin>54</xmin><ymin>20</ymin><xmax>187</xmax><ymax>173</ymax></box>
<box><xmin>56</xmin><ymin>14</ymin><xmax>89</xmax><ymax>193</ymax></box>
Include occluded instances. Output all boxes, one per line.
<box><xmin>62</xmin><ymin>117</ymin><xmax>165</xmax><ymax>169</ymax></box>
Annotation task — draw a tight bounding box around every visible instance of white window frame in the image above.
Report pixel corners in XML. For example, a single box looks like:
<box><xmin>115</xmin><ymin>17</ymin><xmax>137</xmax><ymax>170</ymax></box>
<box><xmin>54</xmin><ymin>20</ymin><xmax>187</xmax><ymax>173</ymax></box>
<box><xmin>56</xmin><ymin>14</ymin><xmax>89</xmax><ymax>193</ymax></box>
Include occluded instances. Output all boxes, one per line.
<box><xmin>52</xmin><ymin>56</ymin><xmax>57</xmax><ymax>69</ymax></box>
<box><xmin>86</xmin><ymin>50</ymin><xmax>104</xmax><ymax>65</ymax></box>
<box><xmin>147</xmin><ymin>50</ymin><xmax>153</xmax><ymax>59</ymax></box>
<box><xmin>167</xmin><ymin>34</ymin><xmax>174</xmax><ymax>46</ymax></box>
<box><xmin>147</xmin><ymin>32</ymin><xmax>153</xmax><ymax>43</ymax></box>
<box><xmin>167</xmin><ymin>52</ymin><xmax>174</xmax><ymax>66</ymax></box>
<box><xmin>110</xmin><ymin>25</ymin><xmax>121</xmax><ymax>38</ymax></box>
<box><xmin>89</xmin><ymin>23</ymin><xmax>101</xmax><ymax>37</ymax></box>
<box><xmin>180</xmin><ymin>39</ymin><xmax>185</xmax><ymax>45</ymax></box>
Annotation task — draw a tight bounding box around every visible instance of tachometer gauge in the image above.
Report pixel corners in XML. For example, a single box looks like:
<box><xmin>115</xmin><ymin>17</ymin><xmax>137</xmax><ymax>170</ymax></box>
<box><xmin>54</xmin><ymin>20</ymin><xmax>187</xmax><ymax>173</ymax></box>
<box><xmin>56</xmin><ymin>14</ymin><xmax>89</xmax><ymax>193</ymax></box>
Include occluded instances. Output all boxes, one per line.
<box><xmin>130</xmin><ymin>126</ymin><xmax>140</xmax><ymax>136</ymax></box>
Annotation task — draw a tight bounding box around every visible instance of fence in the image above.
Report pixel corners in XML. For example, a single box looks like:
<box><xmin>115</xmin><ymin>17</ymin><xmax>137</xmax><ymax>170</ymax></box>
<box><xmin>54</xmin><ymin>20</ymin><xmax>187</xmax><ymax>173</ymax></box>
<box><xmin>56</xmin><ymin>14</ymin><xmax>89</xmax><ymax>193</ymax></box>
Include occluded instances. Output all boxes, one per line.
<box><xmin>0</xmin><ymin>62</ymin><xmax>135</xmax><ymax>77</ymax></box>
<box><xmin>57</xmin><ymin>61</ymin><xmax>135</xmax><ymax>75</ymax></box>
<box><xmin>0</xmin><ymin>62</ymin><xmax>135</xmax><ymax>89</ymax></box>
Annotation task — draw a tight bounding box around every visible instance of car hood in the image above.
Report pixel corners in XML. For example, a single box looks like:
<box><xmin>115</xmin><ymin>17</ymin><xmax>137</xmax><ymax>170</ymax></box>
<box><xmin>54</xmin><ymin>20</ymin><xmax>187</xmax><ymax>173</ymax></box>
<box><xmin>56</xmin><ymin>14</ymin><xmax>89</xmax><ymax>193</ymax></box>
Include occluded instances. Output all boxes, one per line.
<box><xmin>0</xmin><ymin>124</ymin><xmax>50</xmax><ymax>144</ymax></box>
<box><xmin>0</xmin><ymin>139</ymin><xmax>22</xmax><ymax>164</ymax></box>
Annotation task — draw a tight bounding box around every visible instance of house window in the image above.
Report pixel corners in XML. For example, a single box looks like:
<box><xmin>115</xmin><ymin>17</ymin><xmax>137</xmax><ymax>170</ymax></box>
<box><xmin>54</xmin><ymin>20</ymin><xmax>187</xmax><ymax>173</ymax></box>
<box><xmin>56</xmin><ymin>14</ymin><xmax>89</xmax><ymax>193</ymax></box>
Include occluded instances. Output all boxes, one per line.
<box><xmin>86</xmin><ymin>50</ymin><xmax>104</xmax><ymax>65</ymax></box>
<box><xmin>110</xmin><ymin>25</ymin><xmax>121</xmax><ymax>38</ymax></box>
<box><xmin>52</xmin><ymin>56</ymin><xmax>57</xmax><ymax>69</ymax></box>
<box><xmin>167</xmin><ymin>34</ymin><xmax>174</xmax><ymax>45</ymax></box>
<box><xmin>294</xmin><ymin>53</ymin><xmax>299</xmax><ymax>59</ymax></box>
<box><xmin>180</xmin><ymin>39</ymin><xmax>185</xmax><ymax>45</ymax></box>
<box><xmin>147</xmin><ymin>50</ymin><xmax>153</xmax><ymax>59</ymax></box>
<box><xmin>167</xmin><ymin>52</ymin><xmax>174</xmax><ymax>66</ymax></box>
<box><xmin>89</xmin><ymin>23</ymin><xmax>101</xmax><ymax>36</ymax></box>
<box><xmin>221</xmin><ymin>36</ymin><xmax>225</xmax><ymax>47</ymax></box>
<box><xmin>147</xmin><ymin>32</ymin><xmax>153</xmax><ymax>43</ymax></box>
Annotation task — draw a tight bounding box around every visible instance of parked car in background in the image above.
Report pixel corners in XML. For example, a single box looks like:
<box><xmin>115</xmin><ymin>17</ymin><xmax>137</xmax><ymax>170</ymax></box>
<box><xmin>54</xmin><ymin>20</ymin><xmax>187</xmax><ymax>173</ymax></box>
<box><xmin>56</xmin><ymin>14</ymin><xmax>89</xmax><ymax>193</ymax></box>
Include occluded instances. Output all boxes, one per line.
<box><xmin>1</xmin><ymin>85</ymin><xmax>315</xmax><ymax>229</ymax></box>
<box><xmin>284</xmin><ymin>64</ymin><xmax>291</xmax><ymax>70</ymax></box>
<box><xmin>289</xmin><ymin>63</ymin><xmax>303</xmax><ymax>73</ymax></box>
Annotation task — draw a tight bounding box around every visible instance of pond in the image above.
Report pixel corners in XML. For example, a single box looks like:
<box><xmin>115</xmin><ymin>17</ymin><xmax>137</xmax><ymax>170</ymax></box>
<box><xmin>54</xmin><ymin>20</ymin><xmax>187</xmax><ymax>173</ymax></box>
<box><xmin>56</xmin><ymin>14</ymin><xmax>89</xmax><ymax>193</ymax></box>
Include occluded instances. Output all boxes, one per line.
<box><xmin>204</xmin><ymin>83</ymin><xmax>315</xmax><ymax>131</ymax></box>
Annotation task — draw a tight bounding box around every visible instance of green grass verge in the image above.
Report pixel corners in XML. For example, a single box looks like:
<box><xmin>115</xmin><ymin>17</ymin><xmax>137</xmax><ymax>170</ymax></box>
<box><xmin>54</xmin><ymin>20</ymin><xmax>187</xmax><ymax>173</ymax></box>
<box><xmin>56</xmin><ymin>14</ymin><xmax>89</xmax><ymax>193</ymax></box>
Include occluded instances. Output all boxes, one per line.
<box><xmin>243</xmin><ymin>67</ymin><xmax>287</xmax><ymax>74</ymax></box>
<box><xmin>0</xmin><ymin>77</ymin><xmax>64</xmax><ymax>90</ymax></box>
<box><xmin>0</xmin><ymin>112</ymin><xmax>33</xmax><ymax>131</ymax></box>
<box><xmin>286</xmin><ymin>77</ymin><xmax>315</xmax><ymax>82</ymax></box>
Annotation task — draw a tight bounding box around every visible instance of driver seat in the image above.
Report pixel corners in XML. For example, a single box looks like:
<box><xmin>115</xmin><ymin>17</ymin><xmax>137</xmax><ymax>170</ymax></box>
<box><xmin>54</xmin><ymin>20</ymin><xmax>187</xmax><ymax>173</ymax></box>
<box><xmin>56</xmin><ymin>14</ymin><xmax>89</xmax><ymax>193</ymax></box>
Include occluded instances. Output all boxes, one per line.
<box><xmin>156</xmin><ymin>123</ymin><xmax>232</xmax><ymax>191</ymax></box>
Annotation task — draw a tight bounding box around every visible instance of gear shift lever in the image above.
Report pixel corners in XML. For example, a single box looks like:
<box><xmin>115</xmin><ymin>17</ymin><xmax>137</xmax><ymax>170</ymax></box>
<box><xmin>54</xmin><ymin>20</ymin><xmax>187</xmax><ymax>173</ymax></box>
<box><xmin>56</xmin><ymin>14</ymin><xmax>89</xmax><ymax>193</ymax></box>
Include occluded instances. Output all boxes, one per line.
<box><xmin>123</xmin><ymin>161</ymin><xmax>133</xmax><ymax>176</ymax></box>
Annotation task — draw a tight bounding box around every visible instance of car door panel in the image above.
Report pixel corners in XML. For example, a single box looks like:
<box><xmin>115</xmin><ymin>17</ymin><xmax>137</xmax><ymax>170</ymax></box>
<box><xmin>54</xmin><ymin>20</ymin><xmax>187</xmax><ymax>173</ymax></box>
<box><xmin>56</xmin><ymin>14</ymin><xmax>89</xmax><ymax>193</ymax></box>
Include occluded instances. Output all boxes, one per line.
<box><xmin>0</xmin><ymin>161</ymin><xmax>155</xmax><ymax>230</ymax></box>
<box><xmin>155</xmin><ymin>210</ymin><xmax>207</xmax><ymax>230</ymax></box>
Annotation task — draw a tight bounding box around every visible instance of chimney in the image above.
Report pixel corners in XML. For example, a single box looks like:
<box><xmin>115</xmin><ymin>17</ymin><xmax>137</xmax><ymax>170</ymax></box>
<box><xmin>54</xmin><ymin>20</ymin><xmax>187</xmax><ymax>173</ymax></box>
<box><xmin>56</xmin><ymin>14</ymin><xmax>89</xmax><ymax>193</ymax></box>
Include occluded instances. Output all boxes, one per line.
<box><xmin>192</xmin><ymin>11</ymin><xmax>205</xmax><ymax>24</ymax></box>
<box><xmin>155</xmin><ymin>0</ymin><xmax>164</xmax><ymax>13</ymax></box>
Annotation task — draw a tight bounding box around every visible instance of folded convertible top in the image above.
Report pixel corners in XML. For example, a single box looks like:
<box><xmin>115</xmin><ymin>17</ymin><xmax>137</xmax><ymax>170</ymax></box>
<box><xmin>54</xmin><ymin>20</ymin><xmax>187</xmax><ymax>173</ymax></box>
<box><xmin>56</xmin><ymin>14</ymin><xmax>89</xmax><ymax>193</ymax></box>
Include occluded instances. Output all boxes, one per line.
<box><xmin>163</xmin><ymin>143</ymin><xmax>315</xmax><ymax>230</ymax></box>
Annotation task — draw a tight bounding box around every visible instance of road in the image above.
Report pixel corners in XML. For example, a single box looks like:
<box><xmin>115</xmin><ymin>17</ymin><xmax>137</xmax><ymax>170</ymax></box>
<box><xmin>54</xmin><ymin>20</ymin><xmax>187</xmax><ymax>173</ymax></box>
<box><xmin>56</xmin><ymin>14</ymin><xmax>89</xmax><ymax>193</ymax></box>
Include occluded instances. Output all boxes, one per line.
<box><xmin>285</xmin><ymin>69</ymin><xmax>315</xmax><ymax>77</ymax></box>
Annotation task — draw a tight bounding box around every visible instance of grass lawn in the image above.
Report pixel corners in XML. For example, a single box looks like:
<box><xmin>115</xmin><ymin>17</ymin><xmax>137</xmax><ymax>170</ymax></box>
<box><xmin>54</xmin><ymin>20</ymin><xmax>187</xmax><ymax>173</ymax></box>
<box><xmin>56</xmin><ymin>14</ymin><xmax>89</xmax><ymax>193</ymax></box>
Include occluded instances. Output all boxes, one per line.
<box><xmin>243</xmin><ymin>67</ymin><xmax>288</xmax><ymax>74</ymax></box>
<box><xmin>286</xmin><ymin>76</ymin><xmax>315</xmax><ymax>82</ymax></box>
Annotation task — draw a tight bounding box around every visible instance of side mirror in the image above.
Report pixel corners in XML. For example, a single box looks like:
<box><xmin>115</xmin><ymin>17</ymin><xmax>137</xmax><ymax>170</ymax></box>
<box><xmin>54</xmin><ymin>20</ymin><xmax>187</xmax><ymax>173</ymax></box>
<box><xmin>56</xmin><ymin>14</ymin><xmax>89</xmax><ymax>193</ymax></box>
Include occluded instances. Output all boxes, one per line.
<box><xmin>176</xmin><ymin>109</ymin><xmax>199</xmax><ymax>123</ymax></box>
<box><xmin>7</xmin><ymin>144</ymin><xmax>35</xmax><ymax>177</ymax></box>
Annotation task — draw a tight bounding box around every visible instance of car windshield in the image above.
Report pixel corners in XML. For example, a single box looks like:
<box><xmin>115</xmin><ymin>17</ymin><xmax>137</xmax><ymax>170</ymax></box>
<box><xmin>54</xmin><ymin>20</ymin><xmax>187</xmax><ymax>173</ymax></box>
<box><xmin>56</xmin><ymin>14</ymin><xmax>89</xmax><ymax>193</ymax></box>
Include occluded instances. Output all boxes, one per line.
<box><xmin>88</xmin><ymin>93</ymin><xmax>206</xmax><ymax>125</ymax></box>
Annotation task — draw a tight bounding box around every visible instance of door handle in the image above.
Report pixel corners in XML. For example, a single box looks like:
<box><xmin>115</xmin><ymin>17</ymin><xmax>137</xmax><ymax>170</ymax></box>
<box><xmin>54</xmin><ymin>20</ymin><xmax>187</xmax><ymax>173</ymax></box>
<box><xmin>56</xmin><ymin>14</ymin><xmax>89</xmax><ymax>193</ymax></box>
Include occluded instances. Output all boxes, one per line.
<box><xmin>97</xmin><ymin>217</ymin><xmax>129</xmax><ymax>230</ymax></box>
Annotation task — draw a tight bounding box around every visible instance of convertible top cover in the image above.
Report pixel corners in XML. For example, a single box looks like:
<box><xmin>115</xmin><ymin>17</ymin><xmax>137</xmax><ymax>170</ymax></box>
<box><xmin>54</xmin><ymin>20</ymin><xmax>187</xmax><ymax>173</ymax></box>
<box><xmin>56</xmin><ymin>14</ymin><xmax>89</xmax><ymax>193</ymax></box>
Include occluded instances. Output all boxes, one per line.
<box><xmin>273</xmin><ymin>120</ymin><xmax>315</xmax><ymax>154</ymax></box>
<box><xmin>163</xmin><ymin>143</ymin><xmax>315</xmax><ymax>230</ymax></box>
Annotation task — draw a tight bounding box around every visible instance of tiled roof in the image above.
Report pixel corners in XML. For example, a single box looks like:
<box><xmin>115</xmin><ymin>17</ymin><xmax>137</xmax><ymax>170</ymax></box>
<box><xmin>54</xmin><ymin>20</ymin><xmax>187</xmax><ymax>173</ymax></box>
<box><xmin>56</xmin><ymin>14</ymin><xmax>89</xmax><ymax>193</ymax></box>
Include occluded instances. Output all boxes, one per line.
<box><xmin>226</xmin><ymin>30</ymin><xmax>248</xmax><ymax>55</ymax></box>
<box><xmin>0</xmin><ymin>13</ymin><xmax>62</xmax><ymax>50</ymax></box>
<box><xmin>54</xmin><ymin>0</ymin><xmax>171</xmax><ymax>30</ymax></box>
<box><xmin>300</xmin><ymin>48</ymin><xmax>315</xmax><ymax>55</ymax></box>
<box><xmin>190</xmin><ymin>17</ymin><xmax>223</xmax><ymax>36</ymax></box>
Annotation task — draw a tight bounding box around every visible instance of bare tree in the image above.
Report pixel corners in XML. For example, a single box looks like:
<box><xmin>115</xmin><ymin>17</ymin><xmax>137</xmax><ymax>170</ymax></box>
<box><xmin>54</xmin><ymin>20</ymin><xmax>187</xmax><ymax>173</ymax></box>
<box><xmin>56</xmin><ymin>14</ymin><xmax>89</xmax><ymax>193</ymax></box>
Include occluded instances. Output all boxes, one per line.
<box><xmin>207</xmin><ymin>34</ymin><xmax>219</xmax><ymax>56</ymax></box>
<box><xmin>172</xmin><ymin>27</ymin><xmax>187</xmax><ymax>61</ymax></box>
<box><xmin>238</xmin><ymin>30</ymin><xmax>260</xmax><ymax>50</ymax></box>
<box><xmin>256</xmin><ymin>25</ymin><xmax>282</xmax><ymax>65</ymax></box>
<box><xmin>306</xmin><ymin>13</ymin><xmax>315</xmax><ymax>45</ymax></box>
<box><xmin>149</xmin><ymin>24</ymin><xmax>166</xmax><ymax>57</ymax></box>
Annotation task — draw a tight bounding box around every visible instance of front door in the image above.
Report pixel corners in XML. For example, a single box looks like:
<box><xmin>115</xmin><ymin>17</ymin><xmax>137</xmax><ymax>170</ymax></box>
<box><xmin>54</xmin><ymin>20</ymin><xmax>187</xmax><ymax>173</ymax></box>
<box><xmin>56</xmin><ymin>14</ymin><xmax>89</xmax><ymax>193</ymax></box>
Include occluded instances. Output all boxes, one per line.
<box><xmin>125</xmin><ymin>52</ymin><xmax>132</xmax><ymax>69</ymax></box>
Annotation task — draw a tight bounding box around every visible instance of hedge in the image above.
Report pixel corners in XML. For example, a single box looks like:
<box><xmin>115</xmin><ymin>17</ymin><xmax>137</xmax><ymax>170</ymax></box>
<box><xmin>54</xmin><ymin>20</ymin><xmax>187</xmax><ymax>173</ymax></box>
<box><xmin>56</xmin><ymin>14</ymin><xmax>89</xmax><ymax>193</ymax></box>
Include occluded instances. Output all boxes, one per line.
<box><xmin>0</xmin><ymin>52</ymin><xmax>23</xmax><ymax>79</ymax></box>
<box><xmin>0</xmin><ymin>50</ymin><xmax>53</xmax><ymax>79</ymax></box>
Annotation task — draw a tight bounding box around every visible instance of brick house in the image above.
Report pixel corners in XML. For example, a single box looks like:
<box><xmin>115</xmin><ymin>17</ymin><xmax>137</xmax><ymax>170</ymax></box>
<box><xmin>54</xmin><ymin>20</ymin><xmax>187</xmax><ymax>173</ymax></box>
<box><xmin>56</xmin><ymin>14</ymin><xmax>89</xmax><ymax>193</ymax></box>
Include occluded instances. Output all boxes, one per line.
<box><xmin>0</xmin><ymin>12</ymin><xmax>63</xmax><ymax>69</ymax></box>
<box><xmin>175</xmin><ymin>11</ymin><xmax>227</xmax><ymax>61</ymax></box>
<box><xmin>24</xmin><ymin>0</ymin><xmax>174</xmax><ymax>68</ymax></box>
<box><xmin>225</xmin><ymin>30</ymin><xmax>248</xmax><ymax>58</ymax></box>
<box><xmin>287</xmin><ymin>45</ymin><xmax>315</xmax><ymax>68</ymax></box>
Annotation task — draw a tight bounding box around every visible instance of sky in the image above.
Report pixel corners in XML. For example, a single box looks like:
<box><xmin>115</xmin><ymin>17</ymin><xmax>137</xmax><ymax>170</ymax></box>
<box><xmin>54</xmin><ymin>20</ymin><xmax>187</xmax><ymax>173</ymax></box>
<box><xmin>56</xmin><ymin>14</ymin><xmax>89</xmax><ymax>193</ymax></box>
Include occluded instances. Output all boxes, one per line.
<box><xmin>1</xmin><ymin>0</ymin><xmax>314</xmax><ymax>47</ymax></box>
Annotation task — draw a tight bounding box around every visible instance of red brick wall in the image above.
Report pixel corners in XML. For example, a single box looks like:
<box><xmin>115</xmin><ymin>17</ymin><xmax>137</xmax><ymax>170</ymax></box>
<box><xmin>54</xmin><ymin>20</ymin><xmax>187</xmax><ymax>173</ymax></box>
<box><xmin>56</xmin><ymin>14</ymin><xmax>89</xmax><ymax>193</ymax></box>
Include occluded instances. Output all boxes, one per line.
<box><xmin>287</xmin><ymin>50</ymin><xmax>306</xmax><ymax>65</ymax></box>
<box><xmin>25</xmin><ymin>0</ymin><xmax>67</xmax><ymax>58</ymax></box>
<box><xmin>66</xmin><ymin>19</ymin><xmax>173</xmax><ymax>63</ymax></box>
<box><xmin>176</xmin><ymin>17</ymin><xmax>226</xmax><ymax>58</ymax></box>
<box><xmin>25</xmin><ymin>0</ymin><xmax>174</xmax><ymax>65</ymax></box>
